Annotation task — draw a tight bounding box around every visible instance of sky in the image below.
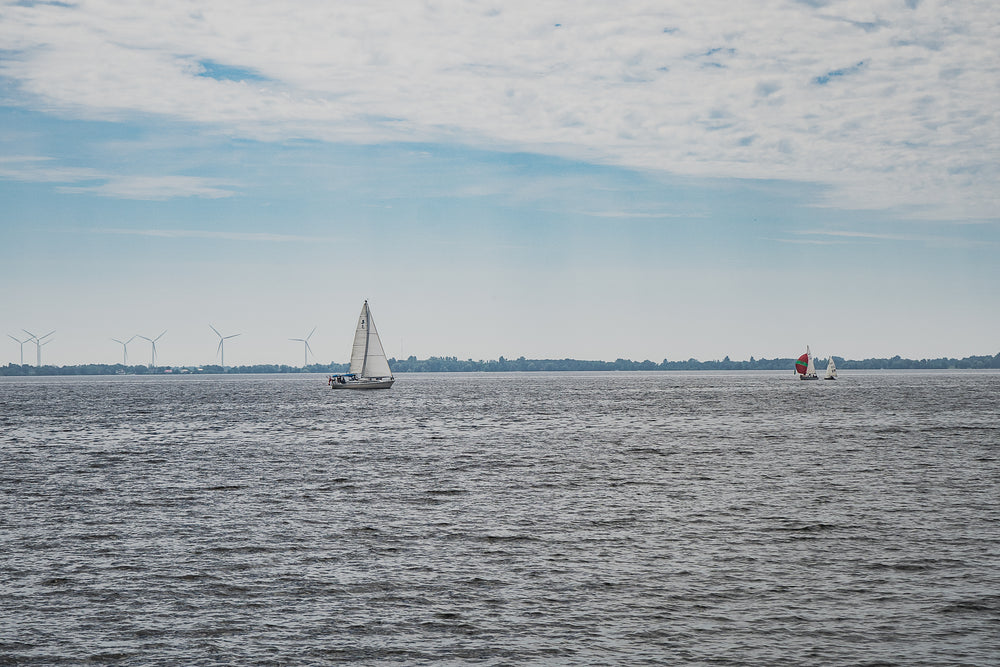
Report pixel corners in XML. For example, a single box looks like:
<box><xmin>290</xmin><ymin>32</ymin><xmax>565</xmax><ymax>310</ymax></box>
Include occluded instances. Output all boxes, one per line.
<box><xmin>1</xmin><ymin>0</ymin><xmax>998</xmax><ymax>368</ymax></box>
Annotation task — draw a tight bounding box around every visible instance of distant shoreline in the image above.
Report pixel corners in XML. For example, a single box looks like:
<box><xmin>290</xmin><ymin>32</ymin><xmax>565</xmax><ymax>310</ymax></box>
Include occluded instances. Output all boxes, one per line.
<box><xmin>3</xmin><ymin>353</ymin><xmax>998</xmax><ymax>376</ymax></box>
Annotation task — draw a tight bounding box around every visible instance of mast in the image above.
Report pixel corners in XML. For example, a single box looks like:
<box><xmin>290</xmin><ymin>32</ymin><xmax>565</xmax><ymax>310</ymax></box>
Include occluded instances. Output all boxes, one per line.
<box><xmin>361</xmin><ymin>300</ymin><xmax>370</xmax><ymax>378</ymax></box>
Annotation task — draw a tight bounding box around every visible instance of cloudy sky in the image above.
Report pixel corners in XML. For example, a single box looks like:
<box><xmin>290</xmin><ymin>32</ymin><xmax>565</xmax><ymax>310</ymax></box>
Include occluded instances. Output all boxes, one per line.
<box><xmin>2</xmin><ymin>0</ymin><xmax>998</xmax><ymax>367</ymax></box>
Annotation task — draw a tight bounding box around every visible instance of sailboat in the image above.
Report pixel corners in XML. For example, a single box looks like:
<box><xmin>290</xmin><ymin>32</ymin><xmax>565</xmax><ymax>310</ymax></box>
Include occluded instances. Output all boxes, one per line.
<box><xmin>328</xmin><ymin>300</ymin><xmax>394</xmax><ymax>390</ymax></box>
<box><xmin>795</xmin><ymin>345</ymin><xmax>819</xmax><ymax>380</ymax></box>
<box><xmin>824</xmin><ymin>356</ymin><xmax>837</xmax><ymax>380</ymax></box>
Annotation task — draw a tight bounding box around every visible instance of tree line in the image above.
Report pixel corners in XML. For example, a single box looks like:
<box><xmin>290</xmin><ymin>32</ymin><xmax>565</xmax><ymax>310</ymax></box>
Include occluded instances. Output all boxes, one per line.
<box><xmin>386</xmin><ymin>353</ymin><xmax>1000</xmax><ymax>372</ymax></box>
<box><xmin>3</xmin><ymin>353</ymin><xmax>999</xmax><ymax>376</ymax></box>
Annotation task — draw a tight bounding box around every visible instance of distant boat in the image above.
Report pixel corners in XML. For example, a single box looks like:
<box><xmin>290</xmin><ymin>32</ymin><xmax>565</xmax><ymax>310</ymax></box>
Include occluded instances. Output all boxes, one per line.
<box><xmin>825</xmin><ymin>356</ymin><xmax>837</xmax><ymax>380</ymax></box>
<box><xmin>795</xmin><ymin>345</ymin><xmax>819</xmax><ymax>380</ymax></box>
<box><xmin>328</xmin><ymin>300</ymin><xmax>394</xmax><ymax>390</ymax></box>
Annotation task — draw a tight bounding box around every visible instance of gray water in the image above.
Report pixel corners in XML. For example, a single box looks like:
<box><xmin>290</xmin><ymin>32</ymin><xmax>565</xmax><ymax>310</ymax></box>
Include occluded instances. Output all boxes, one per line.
<box><xmin>1</xmin><ymin>371</ymin><xmax>998</xmax><ymax>665</ymax></box>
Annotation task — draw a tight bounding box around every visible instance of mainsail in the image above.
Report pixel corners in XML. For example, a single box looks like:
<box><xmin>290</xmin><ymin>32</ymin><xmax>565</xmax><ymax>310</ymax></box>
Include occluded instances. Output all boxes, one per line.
<box><xmin>348</xmin><ymin>301</ymin><xmax>392</xmax><ymax>378</ymax></box>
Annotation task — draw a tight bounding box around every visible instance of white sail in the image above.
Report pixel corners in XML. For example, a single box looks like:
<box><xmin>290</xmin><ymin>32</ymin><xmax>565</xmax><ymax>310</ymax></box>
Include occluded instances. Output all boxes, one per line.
<box><xmin>349</xmin><ymin>304</ymin><xmax>368</xmax><ymax>375</ymax></box>
<box><xmin>825</xmin><ymin>357</ymin><xmax>837</xmax><ymax>379</ymax></box>
<box><xmin>806</xmin><ymin>345</ymin><xmax>816</xmax><ymax>376</ymax></box>
<box><xmin>360</xmin><ymin>313</ymin><xmax>392</xmax><ymax>378</ymax></box>
<box><xmin>348</xmin><ymin>301</ymin><xmax>392</xmax><ymax>378</ymax></box>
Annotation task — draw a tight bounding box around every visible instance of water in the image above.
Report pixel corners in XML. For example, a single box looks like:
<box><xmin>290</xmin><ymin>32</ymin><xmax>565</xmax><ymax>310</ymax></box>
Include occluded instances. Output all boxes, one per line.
<box><xmin>1</xmin><ymin>371</ymin><xmax>998</xmax><ymax>665</ymax></box>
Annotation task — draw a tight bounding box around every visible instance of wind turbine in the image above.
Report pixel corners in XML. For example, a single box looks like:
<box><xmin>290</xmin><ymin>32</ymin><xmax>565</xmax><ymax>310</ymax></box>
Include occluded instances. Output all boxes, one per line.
<box><xmin>23</xmin><ymin>329</ymin><xmax>54</xmax><ymax>367</ymax></box>
<box><xmin>8</xmin><ymin>334</ymin><xmax>32</xmax><ymax>365</ymax></box>
<box><xmin>137</xmin><ymin>331</ymin><xmax>167</xmax><ymax>367</ymax></box>
<box><xmin>210</xmin><ymin>325</ymin><xmax>240</xmax><ymax>367</ymax></box>
<box><xmin>111</xmin><ymin>335</ymin><xmax>136</xmax><ymax>365</ymax></box>
<box><xmin>290</xmin><ymin>327</ymin><xmax>316</xmax><ymax>367</ymax></box>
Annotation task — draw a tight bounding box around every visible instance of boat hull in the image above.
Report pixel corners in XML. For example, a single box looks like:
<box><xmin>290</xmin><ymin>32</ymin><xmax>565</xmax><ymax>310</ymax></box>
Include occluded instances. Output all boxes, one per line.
<box><xmin>330</xmin><ymin>378</ymin><xmax>394</xmax><ymax>390</ymax></box>
<box><xmin>799</xmin><ymin>374</ymin><xmax>819</xmax><ymax>380</ymax></box>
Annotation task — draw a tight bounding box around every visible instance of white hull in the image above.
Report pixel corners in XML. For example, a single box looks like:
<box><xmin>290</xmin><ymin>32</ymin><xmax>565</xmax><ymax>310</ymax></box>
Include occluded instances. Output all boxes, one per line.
<box><xmin>330</xmin><ymin>378</ymin><xmax>394</xmax><ymax>390</ymax></box>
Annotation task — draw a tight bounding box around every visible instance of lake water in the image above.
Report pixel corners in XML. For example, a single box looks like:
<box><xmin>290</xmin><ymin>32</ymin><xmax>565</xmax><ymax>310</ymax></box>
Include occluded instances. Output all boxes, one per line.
<box><xmin>1</xmin><ymin>371</ymin><xmax>998</xmax><ymax>665</ymax></box>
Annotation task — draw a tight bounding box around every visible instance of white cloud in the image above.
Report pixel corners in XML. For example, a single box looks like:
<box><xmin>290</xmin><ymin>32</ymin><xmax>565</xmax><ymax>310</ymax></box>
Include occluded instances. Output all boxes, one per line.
<box><xmin>570</xmin><ymin>210</ymin><xmax>688</xmax><ymax>219</ymax></box>
<box><xmin>59</xmin><ymin>175</ymin><xmax>236</xmax><ymax>200</ymax></box>
<box><xmin>1</xmin><ymin>0</ymin><xmax>997</xmax><ymax>218</ymax></box>
<box><xmin>94</xmin><ymin>228</ymin><xmax>335</xmax><ymax>243</ymax></box>
<box><xmin>791</xmin><ymin>228</ymin><xmax>996</xmax><ymax>248</ymax></box>
<box><xmin>0</xmin><ymin>156</ymin><xmax>103</xmax><ymax>183</ymax></box>
<box><xmin>769</xmin><ymin>237</ymin><xmax>848</xmax><ymax>245</ymax></box>
<box><xmin>0</xmin><ymin>156</ymin><xmax>236</xmax><ymax>199</ymax></box>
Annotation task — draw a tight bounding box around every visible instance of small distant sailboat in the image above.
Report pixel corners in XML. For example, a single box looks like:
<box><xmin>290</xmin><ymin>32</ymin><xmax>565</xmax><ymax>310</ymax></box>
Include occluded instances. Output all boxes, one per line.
<box><xmin>795</xmin><ymin>345</ymin><xmax>819</xmax><ymax>380</ymax></box>
<box><xmin>825</xmin><ymin>356</ymin><xmax>837</xmax><ymax>380</ymax></box>
<box><xmin>328</xmin><ymin>300</ymin><xmax>394</xmax><ymax>390</ymax></box>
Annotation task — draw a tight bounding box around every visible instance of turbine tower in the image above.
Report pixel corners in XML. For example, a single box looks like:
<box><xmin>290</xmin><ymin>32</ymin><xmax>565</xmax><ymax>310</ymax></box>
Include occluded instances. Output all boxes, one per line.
<box><xmin>8</xmin><ymin>334</ymin><xmax>32</xmax><ymax>365</ymax></box>
<box><xmin>290</xmin><ymin>327</ymin><xmax>316</xmax><ymax>367</ymax></box>
<box><xmin>23</xmin><ymin>329</ymin><xmax>54</xmax><ymax>367</ymax></box>
<box><xmin>137</xmin><ymin>331</ymin><xmax>167</xmax><ymax>367</ymax></box>
<box><xmin>210</xmin><ymin>325</ymin><xmax>241</xmax><ymax>367</ymax></box>
<box><xmin>111</xmin><ymin>335</ymin><xmax>136</xmax><ymax>366</ymax></box>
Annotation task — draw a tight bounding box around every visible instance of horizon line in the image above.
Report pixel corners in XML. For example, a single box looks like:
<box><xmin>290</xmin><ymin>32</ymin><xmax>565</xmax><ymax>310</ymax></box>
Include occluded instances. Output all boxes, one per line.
<box><xmin>4</xmin><ymin>350</ymin><xmax>999</xmax><ymax>370</ymax></box>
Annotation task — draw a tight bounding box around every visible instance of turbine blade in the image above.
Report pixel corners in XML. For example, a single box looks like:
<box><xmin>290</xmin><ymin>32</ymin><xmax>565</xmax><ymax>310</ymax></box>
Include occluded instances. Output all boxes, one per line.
<box><xmin>307</xmin><ymin>327</ymin><xmax>316</xmax><ymax>341</ymax></box>
<box><xmin>210</xmin><ymin>324</ymin><xmax>221</xmax><ymax>337</ymax></box>
<box><xmin>155</xmin><ymin>330</ymin><xmax>166</xmax><ymax>341</ymax></box>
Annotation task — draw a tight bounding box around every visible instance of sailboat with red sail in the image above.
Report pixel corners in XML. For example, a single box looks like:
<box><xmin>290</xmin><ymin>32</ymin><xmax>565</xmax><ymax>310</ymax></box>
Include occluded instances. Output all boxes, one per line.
<box><xmin>796</xmin><ymin>345</ymin><xmax>819</xmax><ymax>380</ymax></box>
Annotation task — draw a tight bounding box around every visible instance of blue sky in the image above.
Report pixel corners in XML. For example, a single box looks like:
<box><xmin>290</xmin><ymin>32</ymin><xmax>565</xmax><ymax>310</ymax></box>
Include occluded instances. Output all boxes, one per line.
<box><xmin>2</xmin><ymin>0</ymin><xmax>998</xmax><ymax>367</ymax></box>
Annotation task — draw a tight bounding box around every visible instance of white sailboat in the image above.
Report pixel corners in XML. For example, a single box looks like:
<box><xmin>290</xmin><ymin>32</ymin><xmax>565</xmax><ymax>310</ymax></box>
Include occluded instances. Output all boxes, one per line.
<box><xmin>796</xmin><ymin>345</ymin><xmax>819</xmax><ymax>380</ymax></box>
<box><xmin>328</xmin><ymin>300</ymin><xmax>394</xmax><ymax>390</ymax></box>
<box><xmin>824</xmin><ymin>356</ymin><xmax>837</xmax><ymax>380</ymax></box>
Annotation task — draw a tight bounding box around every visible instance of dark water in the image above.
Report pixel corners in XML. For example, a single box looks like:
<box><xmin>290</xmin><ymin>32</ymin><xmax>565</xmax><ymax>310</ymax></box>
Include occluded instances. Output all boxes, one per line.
<box><xmin>1</xmin><ymin>371</ymin><xmax>998</xmax><ymax>665</ymax></box>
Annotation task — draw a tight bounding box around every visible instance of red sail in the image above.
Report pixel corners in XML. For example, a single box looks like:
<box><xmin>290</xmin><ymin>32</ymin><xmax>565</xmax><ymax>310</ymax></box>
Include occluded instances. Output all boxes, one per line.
<box><xmin>795</xmin><ymin>353</ymin><xmax>809</xmax><ymax>374</ymax></box>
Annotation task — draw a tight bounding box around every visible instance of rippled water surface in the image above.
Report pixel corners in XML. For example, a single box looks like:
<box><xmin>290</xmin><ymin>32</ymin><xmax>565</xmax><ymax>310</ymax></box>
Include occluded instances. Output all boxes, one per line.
<box><xmin>2</xmin><ymin>371</ymin><xmax>998</xmax><ymax>665</ymax></box>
